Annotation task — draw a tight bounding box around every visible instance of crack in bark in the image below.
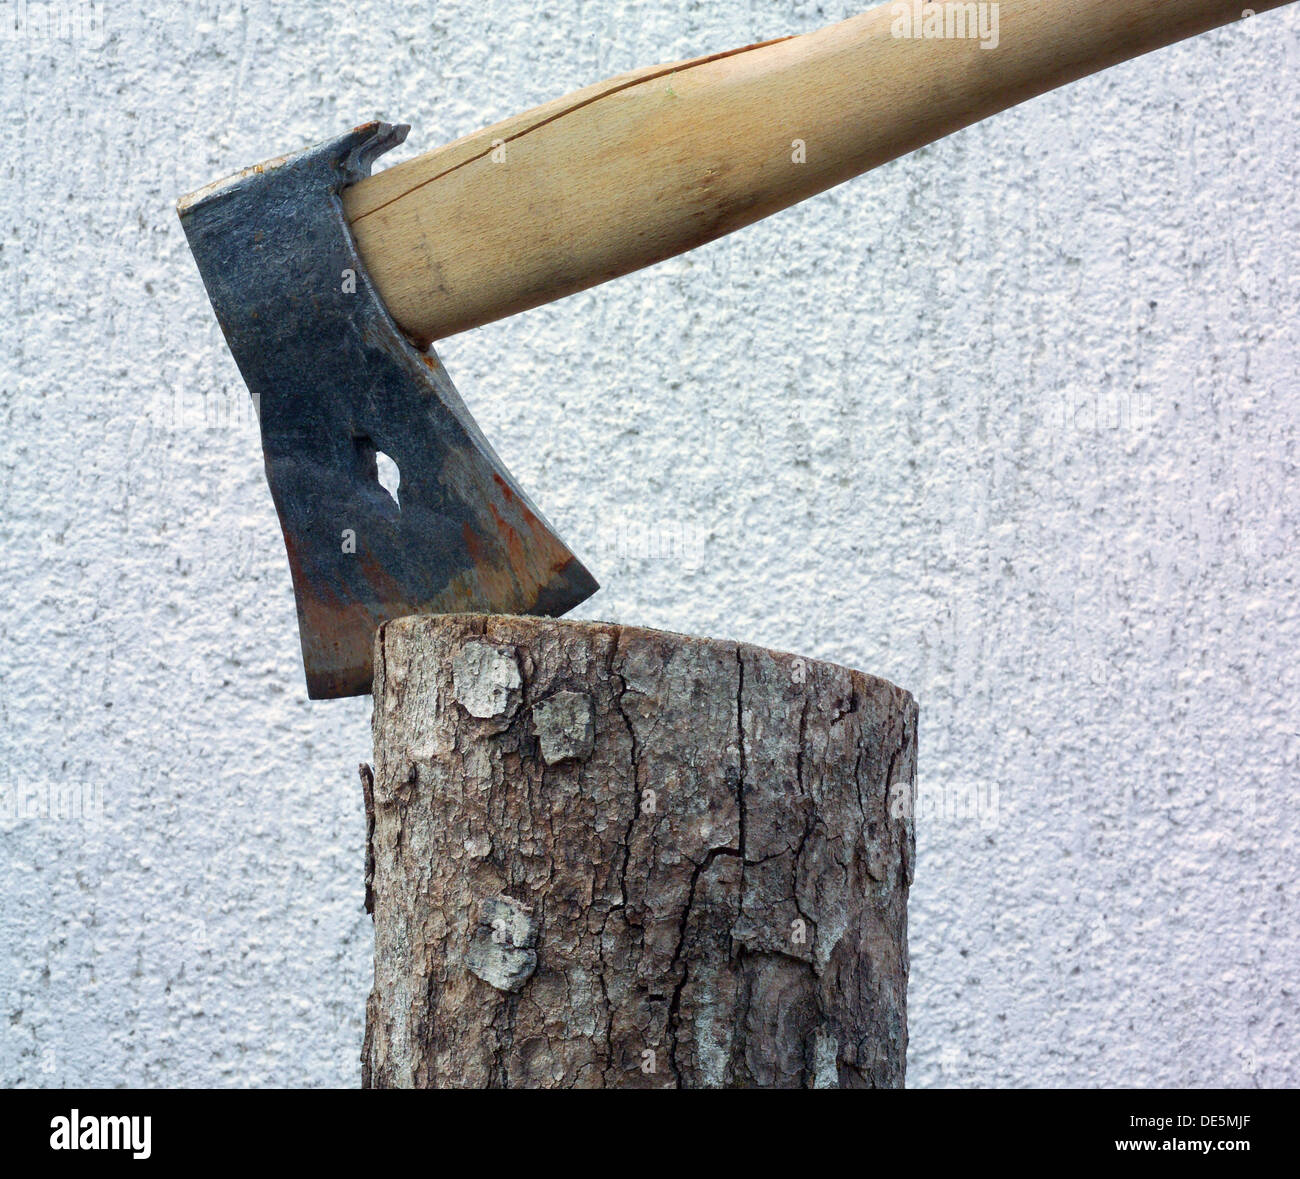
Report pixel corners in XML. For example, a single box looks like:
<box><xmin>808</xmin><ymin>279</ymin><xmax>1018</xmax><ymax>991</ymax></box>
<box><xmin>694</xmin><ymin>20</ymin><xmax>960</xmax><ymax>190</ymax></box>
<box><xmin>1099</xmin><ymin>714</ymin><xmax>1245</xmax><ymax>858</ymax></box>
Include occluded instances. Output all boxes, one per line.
<box><xmin>735</xmin><ymin>645</ymin><xmax>747</xmax><ymax>865</ymax></box>
<box><xmin>596</xmin><ymin>635</ymin><xmax>643</xmax><ymax>1085</ymax></box>
<box><xmin>489</xmin><ymin>992</ymin><xmax>522</xmax><ymax>1089</ymax></box>
<box><xmin>853</xmin><ymin>745</ymin><xmax>867</xmax><ymax>822</ymax></box>
<box><xmin>793</xmin><ymin>697</ymin><xmax>815</xmax><ymax>912</ymax></box>
<box><xmin>887</xmin><ymin>712</ymin><xmax>913</xmax><ymax>888</ymax></box>
<box><xmin>791</xmin><ymin>811</ymin><xmax>817</xmax><ymax>939</ymax></box>
<box><xmin>609</xmin><ymin>647</ymin><xmax>641</xmax><ymax>916</ymax></box>
<box><xmin>359</xmin><ymin>763</ymin><xmax>376</xmax><ymax>917</ymax></box>
<box><xmin>666</xmin><ymin>845</ymin><xmax>742</xmax><ymax>1087</ymax></box>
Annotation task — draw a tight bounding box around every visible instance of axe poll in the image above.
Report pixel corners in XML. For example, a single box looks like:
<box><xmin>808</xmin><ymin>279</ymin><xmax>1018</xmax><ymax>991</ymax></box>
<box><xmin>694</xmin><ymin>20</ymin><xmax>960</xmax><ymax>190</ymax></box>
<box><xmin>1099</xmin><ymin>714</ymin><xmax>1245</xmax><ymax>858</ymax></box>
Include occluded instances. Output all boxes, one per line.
<box><xmin>178</xmin><ymin>0</ymin><xmax>1290</xmax><ymax>699</ymax></box>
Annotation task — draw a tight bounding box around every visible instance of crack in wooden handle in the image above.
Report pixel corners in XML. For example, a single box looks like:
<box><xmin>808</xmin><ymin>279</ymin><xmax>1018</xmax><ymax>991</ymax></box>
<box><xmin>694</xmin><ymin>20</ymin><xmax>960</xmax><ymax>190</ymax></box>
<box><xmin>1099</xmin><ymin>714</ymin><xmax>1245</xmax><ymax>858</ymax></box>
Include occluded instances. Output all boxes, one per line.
<box><xmin>343</xmin><ymin>0</ymin><xmax>1291</xmax><ymax>345</ymax></box>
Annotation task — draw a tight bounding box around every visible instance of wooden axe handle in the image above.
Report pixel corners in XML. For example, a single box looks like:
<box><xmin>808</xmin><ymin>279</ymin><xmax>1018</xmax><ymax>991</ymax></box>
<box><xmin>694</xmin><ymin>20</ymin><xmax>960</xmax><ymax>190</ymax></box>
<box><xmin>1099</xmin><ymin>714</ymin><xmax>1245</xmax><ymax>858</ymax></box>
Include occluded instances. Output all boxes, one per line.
<box><xmin>344</xmin><ymin>0</ymin><xmax>1289</xmax><ymax>345</ymax></box>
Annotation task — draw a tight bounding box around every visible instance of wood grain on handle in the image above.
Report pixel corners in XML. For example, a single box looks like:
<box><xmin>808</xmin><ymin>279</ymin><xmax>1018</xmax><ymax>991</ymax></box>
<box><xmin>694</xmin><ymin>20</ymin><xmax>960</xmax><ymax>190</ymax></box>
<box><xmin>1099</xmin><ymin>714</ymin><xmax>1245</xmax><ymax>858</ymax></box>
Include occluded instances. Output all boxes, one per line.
<box><xmin>343</xmin><ymin>0</ymin><xmax>1288</xmax><ymax>344</ymax></box>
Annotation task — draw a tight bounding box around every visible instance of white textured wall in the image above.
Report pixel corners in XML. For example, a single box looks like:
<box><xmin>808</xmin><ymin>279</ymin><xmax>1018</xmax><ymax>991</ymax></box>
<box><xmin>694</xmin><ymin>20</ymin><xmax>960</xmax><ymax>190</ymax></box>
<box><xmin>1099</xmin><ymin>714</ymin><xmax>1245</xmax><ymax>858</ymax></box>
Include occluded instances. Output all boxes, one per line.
<box><xmin>2</xmin><ymin>0</ymin><xmax>1297</xmax><ymax>1088</ymax></box>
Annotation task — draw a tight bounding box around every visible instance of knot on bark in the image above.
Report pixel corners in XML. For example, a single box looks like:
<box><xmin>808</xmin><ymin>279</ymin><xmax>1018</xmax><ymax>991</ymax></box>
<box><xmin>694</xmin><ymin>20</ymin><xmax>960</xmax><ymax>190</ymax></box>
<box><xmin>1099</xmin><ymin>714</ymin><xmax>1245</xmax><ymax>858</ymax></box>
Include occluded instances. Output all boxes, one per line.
<box><xmin>466</xmin><ymin>895</ymin><xmax>538</xmax><ymax>993</ymax></box>
<box><xmin>532</xmin><ymin>690</ymin><xmax>596</xmax><ymax>764</ymax></box>
<box><xmin>451</xmin><ymin>641</ymin><xmax>522</xmax><ymax>720</ymax></box>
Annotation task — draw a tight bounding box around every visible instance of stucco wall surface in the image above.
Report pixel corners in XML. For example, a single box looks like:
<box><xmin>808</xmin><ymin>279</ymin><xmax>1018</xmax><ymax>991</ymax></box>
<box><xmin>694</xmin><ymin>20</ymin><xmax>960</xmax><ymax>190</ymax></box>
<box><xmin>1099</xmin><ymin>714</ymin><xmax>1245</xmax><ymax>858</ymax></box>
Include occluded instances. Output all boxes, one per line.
<box><xmin>1</xmin><ymin>0</ymin><xmax>1297</xmax><ymax>1087</ymax></box>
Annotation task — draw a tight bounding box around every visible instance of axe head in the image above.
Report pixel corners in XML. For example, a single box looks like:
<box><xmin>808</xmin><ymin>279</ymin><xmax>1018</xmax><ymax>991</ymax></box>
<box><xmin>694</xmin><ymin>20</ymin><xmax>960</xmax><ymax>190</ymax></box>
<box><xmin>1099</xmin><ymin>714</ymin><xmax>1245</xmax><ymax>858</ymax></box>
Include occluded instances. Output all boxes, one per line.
<box><xmin>177</xmin><ymin>124</ymin><xmax>598</xmax><ymax>699</ymax></box>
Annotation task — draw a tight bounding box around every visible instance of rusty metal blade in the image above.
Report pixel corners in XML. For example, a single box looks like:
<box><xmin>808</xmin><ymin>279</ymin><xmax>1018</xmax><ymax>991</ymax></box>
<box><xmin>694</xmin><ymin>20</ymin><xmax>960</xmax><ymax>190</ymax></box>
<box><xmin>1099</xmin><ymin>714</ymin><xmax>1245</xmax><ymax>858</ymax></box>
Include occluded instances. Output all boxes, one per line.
<box><xmin>178</xmin><ymin>124</ymin><xmax>598</xmax><ymax>698</ymax></box>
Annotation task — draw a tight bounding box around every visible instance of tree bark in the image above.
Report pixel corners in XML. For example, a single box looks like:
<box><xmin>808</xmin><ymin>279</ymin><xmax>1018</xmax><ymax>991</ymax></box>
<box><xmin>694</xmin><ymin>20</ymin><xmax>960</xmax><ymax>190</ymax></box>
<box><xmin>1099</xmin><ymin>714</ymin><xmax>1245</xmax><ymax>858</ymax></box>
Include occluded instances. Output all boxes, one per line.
<box><xmin>362</xmin><ymin>614</ymin><xmax>917</xmax><ymax>1089</ymax></box>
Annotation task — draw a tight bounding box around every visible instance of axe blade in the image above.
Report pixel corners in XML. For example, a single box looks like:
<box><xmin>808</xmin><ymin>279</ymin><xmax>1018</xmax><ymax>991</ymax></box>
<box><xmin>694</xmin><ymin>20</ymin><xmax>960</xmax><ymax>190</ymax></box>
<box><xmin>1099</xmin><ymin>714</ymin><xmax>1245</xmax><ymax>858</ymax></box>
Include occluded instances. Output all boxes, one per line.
<box><xmin>177</xmin><ymin>123</ymin><xmax>598</xmax><ymax>699</ymax></box>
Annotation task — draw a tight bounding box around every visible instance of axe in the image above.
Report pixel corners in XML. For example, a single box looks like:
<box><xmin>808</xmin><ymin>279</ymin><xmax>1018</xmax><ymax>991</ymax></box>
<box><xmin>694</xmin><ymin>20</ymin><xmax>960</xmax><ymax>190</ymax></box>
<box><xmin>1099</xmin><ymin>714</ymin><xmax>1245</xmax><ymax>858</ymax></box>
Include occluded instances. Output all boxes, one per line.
<box><xmin>178</xmin><ymin>0</ymin><xmax>1289</xmax><ymax>699</ymax></box>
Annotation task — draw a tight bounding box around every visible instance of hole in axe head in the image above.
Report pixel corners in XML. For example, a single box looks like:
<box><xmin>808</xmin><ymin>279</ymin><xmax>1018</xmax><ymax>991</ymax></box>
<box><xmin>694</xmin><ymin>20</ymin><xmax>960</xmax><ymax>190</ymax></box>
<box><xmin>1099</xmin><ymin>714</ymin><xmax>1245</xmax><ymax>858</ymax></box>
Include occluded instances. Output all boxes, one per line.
<box><xmin>352</xmin><ymin>434</ymin><xmax>401</xmax><ymax>511</ymax></box>
<box><xmin>375</xmin><ymin>451</ymin><xmax>401</xmax><ymax>508</ymax></box>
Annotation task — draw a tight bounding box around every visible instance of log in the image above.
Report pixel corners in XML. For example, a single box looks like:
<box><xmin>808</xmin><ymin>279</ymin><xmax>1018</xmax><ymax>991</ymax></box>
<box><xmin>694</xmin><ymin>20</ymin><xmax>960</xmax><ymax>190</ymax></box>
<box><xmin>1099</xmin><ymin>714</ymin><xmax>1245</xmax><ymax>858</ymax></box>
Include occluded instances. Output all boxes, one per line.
<box><xmin>362</xmin><ymin>615</ymin><xmax>917</xmax><ymax>1088</ymax></box>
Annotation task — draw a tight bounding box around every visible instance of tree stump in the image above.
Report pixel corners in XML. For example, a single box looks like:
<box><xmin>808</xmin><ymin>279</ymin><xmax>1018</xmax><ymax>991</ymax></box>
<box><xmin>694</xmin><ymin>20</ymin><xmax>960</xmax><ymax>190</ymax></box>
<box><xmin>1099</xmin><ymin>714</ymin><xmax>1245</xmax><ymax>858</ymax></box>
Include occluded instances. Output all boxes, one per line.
<box><xmin>362</xmin><ymin>615</ymin><xmax>917</xmax><ymax>1089</ymax></box>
